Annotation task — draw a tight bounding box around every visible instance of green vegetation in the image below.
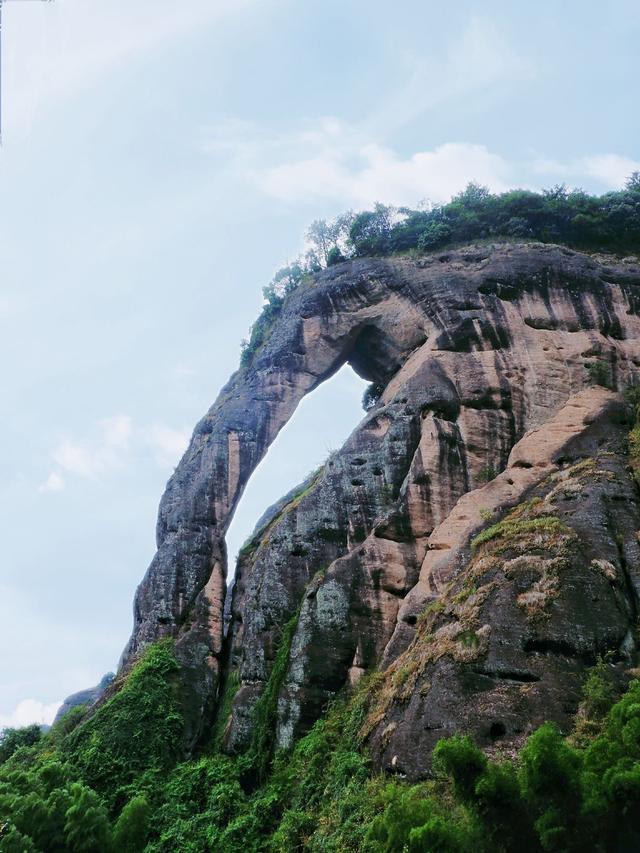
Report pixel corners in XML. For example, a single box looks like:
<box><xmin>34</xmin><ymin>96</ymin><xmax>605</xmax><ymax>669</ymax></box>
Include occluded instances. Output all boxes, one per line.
<box><xmin>210</xmin><ymin>672</ymin><xmax>241</xmax><ymax>750</ymax></box>
<box><xmin>248</xmin><ymin>610</ymin><xmax>300</xmax><ymax>784</ymax></box>
<box><xmin>0</xmin><ymin>725</ymin><xmax>42</xmax><ymax>764</ymax></box>
<box><xmin>61</xmin><ymin>640</ymin><xmax>184</xmax><ymax>812</ymax></box>
<box><xmin>346</xmin><ymin>177</ymin><xmax>640</xmax><ymax>258</ymax></box>
<box><xmin>6</xmin><ymin>207</ymin><xmax>640</xmax><ymax>847</ymax></box>
<box><xmin>239</xmin><ymin>177</ymin><xmax>640</xmax><ymax>368</ymax></box>
<box><xmin>471</xmin><ymin>516</ymin><xmax>569</xmax><ymax>552</ymax></box>
<box><xmin>626</xmin><ymin>386</ymin><xmax>640</xmax><ymax>485</ymax></box>
<box><xmin>364</xmin><ymin>677</ymin><xmax>640</xmax><ymax>853</ymax></box>
<box><xmin>3</xmin><ymin>641</ymin><xmax>640</xmax><ymax>852</ymax></box>
<box><xmin>236</xmin><ymin>465</ymin><xmax>325</xmax><ymax>564</ymax></box>
<box><xmin>362</xmin><ymin>383</ymin><xmax>384</xmax><ymax>411</ymax></box>
<box><xmin>477</xmin><ymin>463</ymin><xmax>497</xmax><ymax>484</ymax></box>
<box><xmin>452</xmin><ymin>586</ymin><xmax>477</xmax><ymax>605</ymax></box>
<box><xmin>585</xmin><ymin>360</ymin><xmax>613</xmax><ymax>389</ymax></box>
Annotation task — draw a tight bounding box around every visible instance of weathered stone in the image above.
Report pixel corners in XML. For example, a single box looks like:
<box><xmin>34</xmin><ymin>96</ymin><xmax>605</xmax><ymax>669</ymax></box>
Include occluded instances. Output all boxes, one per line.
<box><xmin>53</xmin><ymin>673</ymin><xmax>115</xmax><ymax>725</ymax></box>
<box><xmin>367</xmin><ymin>394</ymin><xmax>640</xmax><ymax>777</ymax></box>
<box><xmin>118</xmin><ymin>242</ymin><xmax>640</xmax><ymax>757</ymax></box>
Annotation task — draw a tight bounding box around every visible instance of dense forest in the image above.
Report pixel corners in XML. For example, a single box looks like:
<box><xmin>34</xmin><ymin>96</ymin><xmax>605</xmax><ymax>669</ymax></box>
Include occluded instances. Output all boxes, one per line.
<box><xmin>1</xmin><ymin>643</ymin><xmax>640</xmax><ymax>852</ymax></box>
<box><xmin>241</xmin><ymin>176</ymin><xmax>640</xmax><ymax>368</ymax></box>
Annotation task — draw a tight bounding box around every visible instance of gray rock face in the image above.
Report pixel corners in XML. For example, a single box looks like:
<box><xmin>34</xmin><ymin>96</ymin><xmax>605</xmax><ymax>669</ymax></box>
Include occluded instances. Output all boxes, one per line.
<box><xmin>53</xmin><ymin>673</ymin><xmax>115</xmax><ymax>725</ymax></box>
<box><xmin>119</xmin><ymin>242</ymin><xmax>640</xmax><ymax>758</ymax></box>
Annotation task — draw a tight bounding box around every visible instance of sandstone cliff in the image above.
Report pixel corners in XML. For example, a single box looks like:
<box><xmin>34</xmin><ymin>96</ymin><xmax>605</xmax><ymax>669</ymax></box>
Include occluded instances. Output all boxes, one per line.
<box><xmin>121</xmin><ymin>242</ymin><xmax>640</xmax><ymax>771</ymax></box>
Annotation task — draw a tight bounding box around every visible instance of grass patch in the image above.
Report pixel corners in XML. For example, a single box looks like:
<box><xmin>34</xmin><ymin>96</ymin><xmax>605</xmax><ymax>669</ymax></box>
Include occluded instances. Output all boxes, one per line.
<box><xmin>453</xmin><ymin>586</ymin><xmax>477</xmax><ymax>605</ymax></box>
<box><xmin>471</xmin><ymin>516</ymin><xmax>569</xmax><ymax>552</ymax></box>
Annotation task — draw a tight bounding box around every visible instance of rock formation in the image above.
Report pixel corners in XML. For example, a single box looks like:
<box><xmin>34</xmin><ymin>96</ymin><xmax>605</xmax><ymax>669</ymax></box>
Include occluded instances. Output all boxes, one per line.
<box><xmin>120</xmin><ymin>242</ymin><xmax>640</xmax><ymax>769</ymax></box>
<box><xmin>53</xmin><ymin>673</ymin><xmax>115</xmax><ymax>725</ymax></box>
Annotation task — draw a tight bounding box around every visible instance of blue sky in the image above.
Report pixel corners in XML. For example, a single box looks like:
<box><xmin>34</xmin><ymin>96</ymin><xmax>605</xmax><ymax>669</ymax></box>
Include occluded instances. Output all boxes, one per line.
<box><xmin>1</xmin><ymin>0</ymin><xmax>638</xmax><ymax>728</ymax></box>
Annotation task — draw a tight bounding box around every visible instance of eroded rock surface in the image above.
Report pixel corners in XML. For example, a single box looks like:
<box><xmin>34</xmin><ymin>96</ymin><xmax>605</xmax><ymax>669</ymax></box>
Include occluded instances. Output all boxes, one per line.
<box><xmin>367</xmin><ymin>389</ymin><xmax>640</xmax><ymax>777</ymax></box>
<box><xmin>120</xmin><ymin>242</ymin><xmax>640</xmax><ymax>757</ymax></box>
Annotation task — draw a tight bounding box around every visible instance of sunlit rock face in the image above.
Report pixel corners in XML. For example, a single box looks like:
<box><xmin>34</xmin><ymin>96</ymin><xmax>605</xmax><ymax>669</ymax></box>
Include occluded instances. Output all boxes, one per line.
<box><xmin>120</xmin><ymin>242</ymin><xmax>640</xmax><ymax>759</ymax></box>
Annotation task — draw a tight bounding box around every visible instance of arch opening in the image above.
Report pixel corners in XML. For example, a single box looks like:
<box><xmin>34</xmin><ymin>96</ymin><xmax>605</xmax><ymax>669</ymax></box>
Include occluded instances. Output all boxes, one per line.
<box><xmin>224</xmin><ymin>364</ymin><xmax>369</xmax><ymax>576</ymax></box>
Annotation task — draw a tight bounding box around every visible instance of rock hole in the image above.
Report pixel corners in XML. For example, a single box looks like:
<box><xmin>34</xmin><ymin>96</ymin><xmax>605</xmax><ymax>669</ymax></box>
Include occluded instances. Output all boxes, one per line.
<box><xmin>489</xmin><ymin>721</ymin><xmax>506</xmax><ymax>739</ymax></box>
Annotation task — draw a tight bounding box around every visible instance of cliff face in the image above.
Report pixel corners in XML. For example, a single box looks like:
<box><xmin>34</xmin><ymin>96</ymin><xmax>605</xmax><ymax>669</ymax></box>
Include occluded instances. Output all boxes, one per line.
<box><xmin>121</xmin><ymin>242</ymin><xmax>640</xmax><ymax>769</ymax></box>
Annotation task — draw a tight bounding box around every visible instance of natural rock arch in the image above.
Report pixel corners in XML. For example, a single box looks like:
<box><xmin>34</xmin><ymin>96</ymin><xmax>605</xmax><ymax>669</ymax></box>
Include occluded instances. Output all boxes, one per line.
<box><xmin>120</xmin><ymin>244</ymin><xmax>640</xmax><ymax>750</ymax></box>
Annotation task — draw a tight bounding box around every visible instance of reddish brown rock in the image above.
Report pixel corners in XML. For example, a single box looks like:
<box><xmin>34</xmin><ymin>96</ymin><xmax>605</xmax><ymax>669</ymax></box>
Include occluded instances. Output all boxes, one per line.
<box><xmin>118</xmin><ymin>243</ymin><xmax>640</xmax><ymax>755</ymax></box>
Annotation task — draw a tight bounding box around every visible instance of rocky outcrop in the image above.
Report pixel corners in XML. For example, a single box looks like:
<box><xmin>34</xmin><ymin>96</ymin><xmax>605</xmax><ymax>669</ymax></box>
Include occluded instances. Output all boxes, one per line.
<box><xmin>120</xmin><ymin>242</ymin><xmax>640</xmax><ymax>760</ymax></box>
<box><xmin>53</xmin><ymin>673</ymin><xmax>115</xmax><ymax>725</ymax></box>
<box><xmin>366</xmin><ymin>389</ymin><xmax>640</xmax><ymax>776</ymax></box>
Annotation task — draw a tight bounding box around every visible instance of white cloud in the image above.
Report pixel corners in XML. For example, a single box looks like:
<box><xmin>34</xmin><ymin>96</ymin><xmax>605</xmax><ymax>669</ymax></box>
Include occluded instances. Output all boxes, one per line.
<box><xmin>260</xmin><ymin>141</ymin><xmax>514</xmax><ymax>207</ymax></box>
<box><xmin>0</xmin><ymin>698</ymin><xmax>60</xmax><ymax>730</ymax></box>
<box><xmin>52</xmin><ymin>440</ymin><xmax>102</xmax><ymax>479</ymax></box>
<box><xmin>580</xmin><ymin>155</ymin><xmax>640</xmax><ymax>187</ymax></box>
<box><xmin>197</xmin><ymin>15</ymin><xmax>536</xmax><ymax>210</ymax></box>
<box><xmin>146</xmin><ymin>424</ymin><xmax>190</xmax><ymax>467</ymax></box>
<box><xmin>0</xmin><ymin>583</ymin><xmax>106</xmax><ymax>726</ymax></box>
<box><xmin>204</xmin><ymin>112</ymin><xmax>638</xmax><ymax>211</ymax></box>
<box><xmin>40</xmin><ymin>414</ymin><xmax>189</xmax><ymax>491</ymax></box>
<box><xmin>532</xmin><ymin>154</ymin><xmax>640</xmax><ymax>189</ymax></box>
<box><xmin>102</xmin><ymin>414</ymin><xmax>134</xmax><ymax>449</ymax></box>
<box><xmin>363</xmin><ymin>17</ymin><xmax>533</xmax><ymax>139</ymax></box>
<box><xmin>51</xmin><ymin>415</ymin><xmax>132</xmax><ymax>479</ymax></box>
<box><xmin>201</xmin><ymin>116</ymin><xmax>517</xmax><ymax>208</ymax></box>
<box><xmin>38</xmin><ymin>472</ymin><xmax>65</xmax><ymax>493</ymax></box>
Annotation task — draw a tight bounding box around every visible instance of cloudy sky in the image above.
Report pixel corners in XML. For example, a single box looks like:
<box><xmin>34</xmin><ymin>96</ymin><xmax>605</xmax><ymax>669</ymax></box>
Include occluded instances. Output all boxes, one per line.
<box><xmin>1</xmin><ymin>0</ymin><xmax>638</xmax><ymax>729</ymax></box>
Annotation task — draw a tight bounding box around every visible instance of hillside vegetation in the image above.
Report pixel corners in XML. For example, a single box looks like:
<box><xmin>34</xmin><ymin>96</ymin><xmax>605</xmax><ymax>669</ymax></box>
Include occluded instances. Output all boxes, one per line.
<box><xmin>241</xmin><ymin>176</ymin><xmax>640</xmax><ymax>367</ymax></box>
<box><xmin>1</xmin><ymin>648</ymin><xmax>640</xmax><ymax>852</ymax></box>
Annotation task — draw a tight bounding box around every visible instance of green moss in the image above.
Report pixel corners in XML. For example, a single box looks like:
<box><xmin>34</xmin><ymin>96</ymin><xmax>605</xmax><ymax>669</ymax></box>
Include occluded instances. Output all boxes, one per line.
<box><xmin>46</xmin><ymin>704</ymin><xmax>88</xmax><ymax>750</ymax></box>
<box><xmin>458</xmin><ymin>630</ymin><xmax>479</xmax><ymax>649</ymax></box>
<box><xmin>477</xmin><ymin>463</ymin><xmax>497</xmax><ymax>483</ymax></box>
<box><xmin>287</xmin><ymin>466</ymin><xmax>325</xmax><ymax>511</ymax></box>
<box><xmin>237</xmin><ymin>524</ymin><xmax>270</xmax><ymax>563</ymax></box>
<box><xmin>453</xmin><ymin>586</ymin><xmax>477</xmax><ymax>605</ymax></box>
<box><xmin>629</xmin><ymin>424</ymin><xmax>640</xmax><ymax>483</ymax></box>
<box><xmin>237</xmin><ymin>467</ymin><xmax>325</xmax><ymax>566</ymax></box>
<box><xmin>5</xmin><ymin>659</ymin><xmax>640</xmax><ymax>852</ymax></box>
<box><xmin>417</xmin><ymin>600</ymin><xmax>445</xmax><ymax>626</ymax></box>
<box><xmin>392</xmin><ymin>661</ymin><xmax>419</xmax><ymax>689</ymax></box>
<box><xmin>248</xmin><ymin>610</ymin><xmax>300</xmax><ymax>783</ymax></box>
<box><xmin>61</xmin><ymin>640</ymin><xmax>184</xmax><ymax>811</ymax></box>
<box><xmin>471</xmin><ymin>516</ymin><xmax>570</xmax><ymax>552</ymax></box>
<box><xmin>210</xmin><ymin>672</ymin><xmax>241</xmax><ymax>751</ymax></box>
<box><xmin>585</xmin><ymin>359</ymin><xmax>613</xmax><ymax>389</ymax></box>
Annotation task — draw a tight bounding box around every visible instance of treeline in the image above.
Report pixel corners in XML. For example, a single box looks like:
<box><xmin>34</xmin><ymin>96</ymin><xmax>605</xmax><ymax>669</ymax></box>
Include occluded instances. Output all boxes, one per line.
<box><xmin>241</xmin><ymin>175</ymin><xmax>640</xmax><ymax>367</ymax></box>
<box><xmin>1</xmin><ymin>644</ymin><xmax>640</xmax><ymax>852</ymax></box>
